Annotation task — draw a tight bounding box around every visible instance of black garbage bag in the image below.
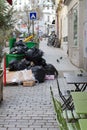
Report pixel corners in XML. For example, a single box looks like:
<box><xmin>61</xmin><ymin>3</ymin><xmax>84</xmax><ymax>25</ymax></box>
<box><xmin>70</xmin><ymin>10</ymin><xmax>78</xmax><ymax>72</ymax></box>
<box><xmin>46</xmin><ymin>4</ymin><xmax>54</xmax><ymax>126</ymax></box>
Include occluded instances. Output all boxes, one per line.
<box><xmin>23</xmin><ymin>46</ymin><xmax>29</xmax><ymax>52</ymax></box>
<box><xmin>8</xmin><ymin>59</ymin><xmax>19</xmax><ymax>71</ymax></box>
<box><xmin>44</xmin><ymin>64</ymin><xmax>58</xmax><ymax>78</ymax></box>
<box><xmin>14</xmin><ymin>40</ymin><xmax>25</xmax><ymax>47</ymax></box>
<box><xmin>10</xmin><ymin>46</ymin><xmax>28</xmax><ymax>54</ymax></box>
<box><xmin>10</xmin><ymin>47</ymin><xmax>16</xmax><ymax>54</ymax></box>
<box><xmin>17</xmin><ymin>59</ymin><xmax>31</xmax><ymax>70</ymax></box>
<box><xmin>25</xmin><ymin>47</ymin><xmax>43</xmax><ymax>61</ymax></box>
<box><xmin>27</xmin><ymin>65</ymin><xmax>32</xmax><ymax>70</ymax></box>
<box><xmin>15</xmin><ymin>46</ymin><xmax>24</xmax><ymax>54</ymax></box>
<box><xmin>31</xmin><ymin>66</ymin><xmax>46</xmax><ymax>83</ymax></box>
<box><xmin>33</xmin><ymin>58</ymin><xmax>47</xmax><ymax>67</ymax></box>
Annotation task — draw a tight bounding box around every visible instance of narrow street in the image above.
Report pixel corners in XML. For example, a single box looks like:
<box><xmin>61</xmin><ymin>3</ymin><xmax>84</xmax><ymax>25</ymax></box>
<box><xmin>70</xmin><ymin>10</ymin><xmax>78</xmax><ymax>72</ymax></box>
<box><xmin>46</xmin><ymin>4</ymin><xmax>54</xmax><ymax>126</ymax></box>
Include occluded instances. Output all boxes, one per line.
<box><xmin>0</xmin><ymin>38</ymin><xmax>79</xmax><ymax>130</ymax></box>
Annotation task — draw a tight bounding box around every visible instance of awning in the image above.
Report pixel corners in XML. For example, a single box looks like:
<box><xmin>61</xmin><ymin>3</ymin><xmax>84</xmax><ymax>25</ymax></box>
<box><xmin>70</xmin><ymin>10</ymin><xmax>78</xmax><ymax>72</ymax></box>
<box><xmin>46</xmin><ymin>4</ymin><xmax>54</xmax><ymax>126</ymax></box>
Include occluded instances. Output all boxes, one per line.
<box><xmin>52</xmin><ymin>20</ymin><xmax>55</xmax><ymax>24</ymax></box>
<box><xmin>6</xmin><ymin>0</ymin><xmax>12</xmax><ymax>5</ymax></box>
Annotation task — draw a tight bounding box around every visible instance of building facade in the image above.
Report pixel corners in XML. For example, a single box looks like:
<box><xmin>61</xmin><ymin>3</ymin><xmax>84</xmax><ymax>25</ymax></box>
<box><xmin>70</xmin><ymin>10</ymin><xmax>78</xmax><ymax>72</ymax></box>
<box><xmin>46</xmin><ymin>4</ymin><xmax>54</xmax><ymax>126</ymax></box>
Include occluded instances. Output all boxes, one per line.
<box><xmin>64</xmin><ymin>0</ymin><xmax>87</xmax><ymax>69</ymax></box>
<box><xmin>55</xmin><ymin>0</ymin><xmax>68</xmax><ymax>53</ymax></box>
<box><xmin>54</xmin><ymin>0</ymin><xmax>87</xmax><ymax>70</ymax></box>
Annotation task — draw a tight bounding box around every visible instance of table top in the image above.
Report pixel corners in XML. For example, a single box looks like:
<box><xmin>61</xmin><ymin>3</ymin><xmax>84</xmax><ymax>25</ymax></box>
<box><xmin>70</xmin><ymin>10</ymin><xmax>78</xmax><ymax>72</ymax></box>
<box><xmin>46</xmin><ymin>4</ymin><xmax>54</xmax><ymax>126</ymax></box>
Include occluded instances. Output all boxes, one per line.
<box><xmin>63</xmin><ymin>72</ymin><xmax>74</xmax><ymax>78</ymax></box>
<box><xmin>73</xmin><ymin>100</ymin><xmax>87</xmax><ymax>114</ymax></box>
<box><xmin>63</xmin><ymin>72</ymin><xmax>87</xmax><ymax>78</ymax></box>
<box><xmin>79</xmin><ymin>119</ymin><xmax>87</xmax><ymax>130</ymax></box>
<box><xmin>71</xmin><ymin>92</ymin><xmax>87</xmax><ymax>100</ymax></box>
<box><xmin>65</xmin><ymin>76</ymin><xmax>87</xmax><ymax>84</ymax></box>
<box><xmin>71</xmin><ymin>92</ymin><xmax>87</xmax><ymax>114</ymax></box>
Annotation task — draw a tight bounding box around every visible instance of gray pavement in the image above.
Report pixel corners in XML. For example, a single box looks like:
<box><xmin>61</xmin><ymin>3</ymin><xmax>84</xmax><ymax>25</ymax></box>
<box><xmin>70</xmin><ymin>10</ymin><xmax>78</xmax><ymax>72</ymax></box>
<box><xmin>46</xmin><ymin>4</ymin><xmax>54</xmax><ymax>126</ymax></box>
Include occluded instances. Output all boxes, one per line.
<box><xmin>0</xmin><ymin>38</ymin><xmax>80</xmax><ymax>130</ymax></box>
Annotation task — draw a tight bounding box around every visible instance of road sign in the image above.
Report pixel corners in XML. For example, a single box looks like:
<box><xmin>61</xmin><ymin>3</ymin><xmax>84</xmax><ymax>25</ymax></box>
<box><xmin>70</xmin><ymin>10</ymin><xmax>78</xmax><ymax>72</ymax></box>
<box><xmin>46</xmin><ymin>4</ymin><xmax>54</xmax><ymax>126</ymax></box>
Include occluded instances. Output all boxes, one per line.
<box><xmin>30</xmin><ymin>12</ymin><xmax>37</xmax><ymax>20</ymax></box>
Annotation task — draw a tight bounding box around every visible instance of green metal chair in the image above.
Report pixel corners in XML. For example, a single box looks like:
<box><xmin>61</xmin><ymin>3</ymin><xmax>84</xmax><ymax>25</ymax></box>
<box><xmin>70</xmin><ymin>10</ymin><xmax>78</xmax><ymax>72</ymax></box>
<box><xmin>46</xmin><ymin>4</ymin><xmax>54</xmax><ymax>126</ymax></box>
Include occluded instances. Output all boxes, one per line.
<box><xmin>50</xmin><ymin>86</ymin><xmax>80</xmax><ymax>130</ymax></box>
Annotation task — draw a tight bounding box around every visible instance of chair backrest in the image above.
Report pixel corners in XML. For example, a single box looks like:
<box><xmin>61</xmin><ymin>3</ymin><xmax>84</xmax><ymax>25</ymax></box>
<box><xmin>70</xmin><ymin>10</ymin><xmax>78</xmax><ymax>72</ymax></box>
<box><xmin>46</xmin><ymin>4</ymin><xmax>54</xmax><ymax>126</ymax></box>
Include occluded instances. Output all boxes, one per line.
<box><xmin>55</xmin><ymin>98</ymin><xmax>68</xmax><ymax>130</ymax></box>
<box><xmin>56</xmin><ymin>78</ymin><xmax>62</xmax><ymax>96</ymax></box>
<box><xmin>50</xmin><ymin>86</ymin><xmax>68</xmax><ymax>130</ymax></box>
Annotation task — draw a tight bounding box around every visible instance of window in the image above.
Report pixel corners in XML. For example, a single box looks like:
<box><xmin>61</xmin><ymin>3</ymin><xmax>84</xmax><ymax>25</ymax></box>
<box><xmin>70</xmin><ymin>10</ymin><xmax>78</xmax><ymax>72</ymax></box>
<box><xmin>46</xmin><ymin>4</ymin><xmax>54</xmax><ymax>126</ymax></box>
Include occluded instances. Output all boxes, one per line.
<box><xmin>73</xmin><ymin>8</ymin><xmax>78</xmax><ymax>46</ymax></box>
<box><xmin>63</xmin><ymin>36</ymin><xmax>68</xmax><ymax>42</ymax></box>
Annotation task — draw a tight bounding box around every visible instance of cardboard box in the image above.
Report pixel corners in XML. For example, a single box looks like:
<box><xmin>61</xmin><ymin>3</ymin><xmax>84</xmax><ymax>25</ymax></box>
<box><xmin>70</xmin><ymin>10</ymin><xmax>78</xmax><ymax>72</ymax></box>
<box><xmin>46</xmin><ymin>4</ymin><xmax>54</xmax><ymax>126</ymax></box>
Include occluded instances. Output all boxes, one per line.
<box><xmin>23</xmin><ymin>80</ymin><xmax>35</xmax><ymax>87</ymax></box>
<box><xmin>6</xmin><ymin>70</ymin><xmax>35</xmax><ymax>84</ymax></box>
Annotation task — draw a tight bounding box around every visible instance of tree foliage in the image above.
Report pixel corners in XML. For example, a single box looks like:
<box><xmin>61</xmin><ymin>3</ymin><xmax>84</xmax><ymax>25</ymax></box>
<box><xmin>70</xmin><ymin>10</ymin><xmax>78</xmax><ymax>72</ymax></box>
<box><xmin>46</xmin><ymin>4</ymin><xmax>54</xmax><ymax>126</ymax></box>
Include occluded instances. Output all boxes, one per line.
<box><xmin>0</xmin><ymin>0</ymin><xmax>16</xmax><ymax>65</ymax></box>
<box><xmin>0</xmin><ymin>0</ymin><xmax>16</xmax><ymax>30</ymax></box>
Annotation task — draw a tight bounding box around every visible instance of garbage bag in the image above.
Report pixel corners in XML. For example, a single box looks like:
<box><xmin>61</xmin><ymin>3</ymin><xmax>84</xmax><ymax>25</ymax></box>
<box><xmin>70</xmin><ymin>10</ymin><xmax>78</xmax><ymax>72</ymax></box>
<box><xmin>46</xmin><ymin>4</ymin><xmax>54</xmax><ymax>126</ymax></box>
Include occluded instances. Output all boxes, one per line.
<box><xmin>33</xmin><ymin>58</ymin><xmax>47</xmax><ymax>66</ymax></box>
<box><xmin>10</xmin><ymin>47</ymin><xmax>16</xmax><ymax>54</ymax></box>
<box><xmin>44</xmin><ymin>64</ymin><xmax>58</xmax><ymax>78</ymax></box>
<box><xmin>8</xmin><ymin>59</ymin><xmax>19</xmax><ymax>71</ymax></box>
<box><xmin>31</xmin><ymin>66</ymin><xmax>46</xmax><ymax>83</ymax></box>
<box><xmin>17</xmin><ymin>59</ymin><xmax>31</xmax><ymax>70</ymax></box>
<box><xmin>25</xmin><ymin>47</ymin><xmax>43</xmax><ymax>61</ymax></box>
<box><xmin>15</xmin><ymin>46</ymin><xmax>24</xmax><ymax>54</ymax></box>
<box><xmin>14</xmin><ymin>40</ymin><xmax>25</xmax><ymax>47</ymax></box>
<box><xmin>10</xmin><ymin>46</ymin><xmax>28</xmax><ymax>54</ymax></box>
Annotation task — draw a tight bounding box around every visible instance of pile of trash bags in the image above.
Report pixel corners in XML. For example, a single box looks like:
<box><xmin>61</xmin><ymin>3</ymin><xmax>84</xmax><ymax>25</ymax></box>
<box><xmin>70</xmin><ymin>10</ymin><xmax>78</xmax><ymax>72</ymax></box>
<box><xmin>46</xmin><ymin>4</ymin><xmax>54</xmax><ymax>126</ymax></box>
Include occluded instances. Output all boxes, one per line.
<box><xmin>8</xmin><ymin>40</ymin><xmax>58</xmax><ymax>83</ymax></box>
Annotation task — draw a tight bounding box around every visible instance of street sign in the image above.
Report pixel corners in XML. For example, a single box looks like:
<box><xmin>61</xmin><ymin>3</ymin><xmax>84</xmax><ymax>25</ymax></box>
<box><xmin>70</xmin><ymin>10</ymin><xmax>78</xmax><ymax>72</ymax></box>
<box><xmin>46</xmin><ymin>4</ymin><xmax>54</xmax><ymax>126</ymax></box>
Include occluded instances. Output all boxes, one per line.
<box><xmin>30</xmin><ymin>12</ymin><xmax>37</xmax><ymax>20</ymax></box>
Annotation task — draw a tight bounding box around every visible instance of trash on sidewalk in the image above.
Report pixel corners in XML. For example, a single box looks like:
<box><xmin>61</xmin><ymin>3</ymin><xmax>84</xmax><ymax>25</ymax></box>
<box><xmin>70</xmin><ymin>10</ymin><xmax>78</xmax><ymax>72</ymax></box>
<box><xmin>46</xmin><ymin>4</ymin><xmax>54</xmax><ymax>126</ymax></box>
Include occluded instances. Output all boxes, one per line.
<box><xmin>5</xmin><ymin>38</ymin><xmax>58</xmax><ymax>86</ymax></box>
<box><xmin>6</xmin><ymin>69</ymin><xmax>35</xmax><ymax>85</ymax></box>
<box><xmin>45</xmin><ymin>75</ymin><xmax>55</xmax><ymax>80</ymax></box>
<box><xmin>23</xmin><ymin>80</ymin><xmax>35</xmax><ymax>87</ymax></box>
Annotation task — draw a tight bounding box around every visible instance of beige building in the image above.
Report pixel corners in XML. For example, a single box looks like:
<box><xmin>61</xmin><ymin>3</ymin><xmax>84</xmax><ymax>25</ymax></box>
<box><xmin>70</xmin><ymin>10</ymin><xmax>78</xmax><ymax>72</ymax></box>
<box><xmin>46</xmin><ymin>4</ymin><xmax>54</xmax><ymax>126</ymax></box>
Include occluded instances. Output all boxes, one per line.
<box><xmin>54</xmin><ymin>0</ymin><xmax>87</xmax><ymax>70</ymax></box>
<box><xmin>64</xmin><ymin>0</ymin><xmax>87</xmax><ymax>70</ymax></box>
<box><xmin>55</xmin><ymin>0</ymin><xmax>68</xmax><ymax>53</ymax></box>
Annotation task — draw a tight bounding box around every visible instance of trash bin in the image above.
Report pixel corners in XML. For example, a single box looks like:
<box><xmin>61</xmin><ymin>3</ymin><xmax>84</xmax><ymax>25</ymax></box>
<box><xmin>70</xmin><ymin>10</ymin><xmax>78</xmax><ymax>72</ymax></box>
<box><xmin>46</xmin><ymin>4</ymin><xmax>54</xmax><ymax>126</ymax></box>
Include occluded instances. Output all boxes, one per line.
<box><xmin>6</xmin><ymin>54</ymin><xmax>25</xmax><ymax>68</ymax></box>
<box><xmin>9</xmin><ymin>38</ymin><xmax>16</xmax><ymax>50</ymax></box>
<box><xmin>25</xmin><ymin>42</ymin><xmax>39</xmax><ymax>48</ymax></box>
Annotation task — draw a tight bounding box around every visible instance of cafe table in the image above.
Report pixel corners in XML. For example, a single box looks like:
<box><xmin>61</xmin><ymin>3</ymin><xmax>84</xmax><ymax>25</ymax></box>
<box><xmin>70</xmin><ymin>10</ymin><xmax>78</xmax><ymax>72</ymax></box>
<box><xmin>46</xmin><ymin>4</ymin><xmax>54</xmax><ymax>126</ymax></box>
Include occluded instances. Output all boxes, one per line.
<box><xmin>63</xmin><ymin>72</ymin><xmax>74</xmax><ymax>78</ymax></box>
<box><xmin>79</xmin><ymin>119</ymin><xmax>87</xmax><ymax>130</ymax></box>
<box><xmin>65</xmin><ymin>76</ymin><xmax>87</xmax><ymax>91</ymax></box>
<box><xmin>71</xmin><ymin>92</ymin><xmax>87</xmax><ymax>100</ymax></box>
<box><xmin>63</xmin><ymin>72</ymin><xmax>87</xmax><ymax>78</ymax></box>
<box><xmin>71</xmin><ymin>92</ymin><xmax>87</xmax><ymax>114</ymax></box>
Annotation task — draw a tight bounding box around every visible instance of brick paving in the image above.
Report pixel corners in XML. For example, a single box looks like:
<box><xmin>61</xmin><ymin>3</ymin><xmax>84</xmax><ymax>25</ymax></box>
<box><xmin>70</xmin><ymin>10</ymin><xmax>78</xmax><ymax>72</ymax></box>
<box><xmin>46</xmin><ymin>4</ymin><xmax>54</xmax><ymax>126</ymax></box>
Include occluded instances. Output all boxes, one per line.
<box><xmin>1</xmin><ymin>80</ymin><xmax>58</xmax><ymax>130</ymax></box>
<box><xmin>0</xmin><ymin>38</ymin><xmax>79</xmax><ymax>130</ymax></box>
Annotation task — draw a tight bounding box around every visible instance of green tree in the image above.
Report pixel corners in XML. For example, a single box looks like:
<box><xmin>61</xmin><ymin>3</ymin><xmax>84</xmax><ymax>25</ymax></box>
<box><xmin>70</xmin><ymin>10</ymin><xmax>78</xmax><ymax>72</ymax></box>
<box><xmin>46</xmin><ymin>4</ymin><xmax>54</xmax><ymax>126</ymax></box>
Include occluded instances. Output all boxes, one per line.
<box><xmin>0</xmin><ymin>0</ymin><xmax>15</xmax><ymax>29</ymax></box>
<box><xmin>0</xmin><ymin>0</ymin><xmax>16</xmax><ymax>66</ymax></box>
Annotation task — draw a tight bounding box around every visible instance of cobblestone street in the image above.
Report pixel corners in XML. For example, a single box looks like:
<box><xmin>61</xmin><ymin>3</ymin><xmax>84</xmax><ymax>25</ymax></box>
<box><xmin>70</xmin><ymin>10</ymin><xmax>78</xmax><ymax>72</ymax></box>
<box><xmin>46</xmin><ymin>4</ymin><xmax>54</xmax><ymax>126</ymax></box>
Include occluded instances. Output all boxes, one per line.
<box><xmin>0</xmin><ymin>39</ymin><xmax>79</xmax><ymax>130</ymax></box>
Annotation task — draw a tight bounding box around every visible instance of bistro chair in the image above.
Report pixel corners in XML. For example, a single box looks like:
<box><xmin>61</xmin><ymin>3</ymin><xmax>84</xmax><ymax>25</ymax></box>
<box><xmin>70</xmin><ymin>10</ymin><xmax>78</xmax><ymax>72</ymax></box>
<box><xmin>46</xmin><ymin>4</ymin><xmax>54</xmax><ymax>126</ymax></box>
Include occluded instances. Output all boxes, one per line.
<box><xmin>56</xmin><ymin>78</ymin><xmax>74</xmax><ymax>110</ymax></box>
<box><xmin>50</xmin><ymin>87</ymin><xmax>80</xmax><ymax>130</ymax></box>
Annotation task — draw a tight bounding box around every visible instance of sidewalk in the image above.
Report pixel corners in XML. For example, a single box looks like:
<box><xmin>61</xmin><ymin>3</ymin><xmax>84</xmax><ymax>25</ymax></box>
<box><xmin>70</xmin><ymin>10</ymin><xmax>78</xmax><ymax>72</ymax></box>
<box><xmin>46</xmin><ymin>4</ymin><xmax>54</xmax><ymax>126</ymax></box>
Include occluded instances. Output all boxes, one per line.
<box><xmin>0</xmin><ymin>39</ymin><xmax>80</xmax><ymax>130</ymax></box>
